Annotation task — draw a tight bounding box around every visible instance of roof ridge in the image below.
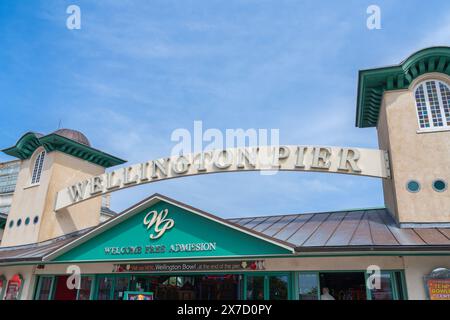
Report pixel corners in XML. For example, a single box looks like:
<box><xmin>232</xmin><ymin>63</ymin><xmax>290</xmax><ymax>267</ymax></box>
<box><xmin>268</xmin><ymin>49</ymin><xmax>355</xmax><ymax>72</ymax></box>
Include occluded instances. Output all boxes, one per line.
<box><xmin>226</xmin><ymin>207</ymin><xmax>386</xmax><ymax>221</ymax></box>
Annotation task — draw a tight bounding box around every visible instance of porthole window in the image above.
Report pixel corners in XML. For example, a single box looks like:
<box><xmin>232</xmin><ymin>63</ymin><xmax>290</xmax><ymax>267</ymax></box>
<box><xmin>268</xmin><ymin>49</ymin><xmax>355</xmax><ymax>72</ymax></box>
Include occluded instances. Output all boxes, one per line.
<box><xmin>33</xmin><ymin>216</ymin><xmax>39</xmax><ymax>224</ymax></box>
<box><xmin>432</xmin><ymin>179</ymin><xmax>447</xmax><ymax>192</ymax></box>
<box><xmin>17</xmin><ymin>219</ymin><xmax>22</xmax><ymax>227</ymax></box>
<box><xmin>406</xmin><ymin>180</ymin><xmax>421</xmax><ymax>193</ymax></box>
<box><xmin>8</xmin><ymin>220</ymin><xmax>14</xmax><ymax>228</ymax></box>
<box><xmin>25</xmin><ymin>217</ymin><xmax>30</xmax><ymax>225</ymax></box>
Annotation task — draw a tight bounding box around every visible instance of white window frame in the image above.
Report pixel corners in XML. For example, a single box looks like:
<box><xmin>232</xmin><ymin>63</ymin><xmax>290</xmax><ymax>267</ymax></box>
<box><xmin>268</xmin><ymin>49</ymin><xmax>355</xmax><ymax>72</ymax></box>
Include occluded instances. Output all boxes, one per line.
<box><xmin>30</xmin><ymin>150</ymin><xmax>46</xmax><ymax>186</ymax></box>
<box><xmin>415</xmin><ymin>80</ymin><xmax>450</xmax><ymax>133</ymax></box>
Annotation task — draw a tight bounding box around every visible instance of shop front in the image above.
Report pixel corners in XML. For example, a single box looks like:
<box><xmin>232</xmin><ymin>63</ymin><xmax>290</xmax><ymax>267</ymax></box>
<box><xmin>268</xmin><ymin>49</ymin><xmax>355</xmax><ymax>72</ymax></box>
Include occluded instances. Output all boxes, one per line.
<box><xmin>35</xmin><ymin>272</ymin><xmax>294</xmax><ymax>301</ymax></box>
<box><xmin>1</xmin><ymin>193</ymin><xmax>449</xmax><ymax>301</ymax></box>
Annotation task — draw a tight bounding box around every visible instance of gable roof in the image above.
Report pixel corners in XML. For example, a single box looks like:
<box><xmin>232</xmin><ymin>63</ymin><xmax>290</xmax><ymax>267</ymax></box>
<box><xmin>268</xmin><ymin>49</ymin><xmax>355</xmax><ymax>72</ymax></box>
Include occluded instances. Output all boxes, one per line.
<box><xmin>43</xmin><ymin>193</ymin><xmax>295</xmax><ymax>262</ymax></box>
<box><xmin>0</xmin><ymin>198</ymin><xmax>449</xmax><ymax>265</ymax></box>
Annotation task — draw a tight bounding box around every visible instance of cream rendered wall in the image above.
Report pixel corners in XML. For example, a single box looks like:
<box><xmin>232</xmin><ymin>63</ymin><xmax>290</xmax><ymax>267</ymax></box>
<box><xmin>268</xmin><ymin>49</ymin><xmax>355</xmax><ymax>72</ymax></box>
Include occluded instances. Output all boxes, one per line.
<box><xmin>377</xmin><ymin>73</ymin><xmax>450</xmax><ymax>224</ymax></box>
<box><xmin>1</xmin><ymin>149</ymin><xmax>51</xmax><ymax>246</ymax></box>
<box><xmin>1</xmin><ymin>150</ymin><xmax>104</xmax><ymax>247</ymax></box>
<box><xmin>38</xmin><ymin>152</ymin><xmax>104</xmax><ymax>242</ymax></box>
<box><xmin>377</xmin><ymin>102</ymin><xmax>399</xmax><ymax>221</ymax></box>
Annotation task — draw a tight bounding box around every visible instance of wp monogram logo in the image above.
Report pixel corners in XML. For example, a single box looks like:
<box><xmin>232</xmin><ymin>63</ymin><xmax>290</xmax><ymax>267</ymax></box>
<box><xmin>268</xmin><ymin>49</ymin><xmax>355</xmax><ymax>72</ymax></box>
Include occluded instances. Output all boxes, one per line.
<box><xmin>143</xmin><ymin>209</ymin><xmax>175</xmax><ymax>240</ymax></box>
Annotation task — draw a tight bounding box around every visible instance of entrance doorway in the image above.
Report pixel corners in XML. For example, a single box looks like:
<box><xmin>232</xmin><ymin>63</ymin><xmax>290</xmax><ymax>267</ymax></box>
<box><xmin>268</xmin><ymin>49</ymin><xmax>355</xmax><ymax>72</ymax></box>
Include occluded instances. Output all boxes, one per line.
<box><xmin>246</xmin><ymin>274</ymin><xmax>290</xmax><ymax>300</ymax></box>
<box><xmin>319</xmin><ymin>272</ymin><xmax>366</xmax><ymax>300</ymax></box>
<box><xmin>53</xmin><ymin>276</ymin><xmax>77</xmax><ymax>300</ymax></box>
<box><xmin>124</xmin><ymin>274</ymin><xmax>242</xmax><ymax>300</ymax></box>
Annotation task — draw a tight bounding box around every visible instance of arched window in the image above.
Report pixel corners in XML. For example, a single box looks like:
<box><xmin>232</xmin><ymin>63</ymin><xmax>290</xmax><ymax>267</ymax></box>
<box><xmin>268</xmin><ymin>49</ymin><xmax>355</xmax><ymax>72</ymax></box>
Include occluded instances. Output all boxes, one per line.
<box><xmin>31</xmin><ymin>150</ymin><xmax>45</xmax><ymax>184</ymax></box>
<box><xmin>414</xmin><ymin>80</ymin><xmax>450</xmax><ymax>130</ymax></box>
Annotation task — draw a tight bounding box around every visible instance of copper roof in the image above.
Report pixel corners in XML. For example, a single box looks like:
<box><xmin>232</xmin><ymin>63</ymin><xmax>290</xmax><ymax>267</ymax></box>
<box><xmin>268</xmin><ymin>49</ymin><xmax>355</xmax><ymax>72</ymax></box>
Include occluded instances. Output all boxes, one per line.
<box><xmin>231</xmin><ymin>209</ymin><xmax>450</xmax><ymax>251</ymax></box>
<box><xmin>0</xmin><ymin>228</ymin><xmax>92</xmax><ymax>264</ymax></box>
<box><xmin>0</xmin><ymin>208</ymin><xmax>449</xmax><ymax>264</ymax></box>
<box><xmin>53</xmin><ymin>128</ymin><xmax>91</xmax><ymax>147</ymax></box>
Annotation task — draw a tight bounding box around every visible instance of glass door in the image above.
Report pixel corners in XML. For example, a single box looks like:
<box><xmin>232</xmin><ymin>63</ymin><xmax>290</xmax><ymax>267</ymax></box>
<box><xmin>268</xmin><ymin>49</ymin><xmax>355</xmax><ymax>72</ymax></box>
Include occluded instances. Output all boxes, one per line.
<box><xmin>245</xmin><ymin>274</ymin><xmax>290</xmax><ymax>300</ymax></box>
<box><xmin>268</xmin><ymin>275</ymin><xmax>289</xmax><ymax>300</ymax></box>
<box><xmin>246</xmin><ymin>276</ymin><xmax>265</xmax><ymax>300</ymax></box>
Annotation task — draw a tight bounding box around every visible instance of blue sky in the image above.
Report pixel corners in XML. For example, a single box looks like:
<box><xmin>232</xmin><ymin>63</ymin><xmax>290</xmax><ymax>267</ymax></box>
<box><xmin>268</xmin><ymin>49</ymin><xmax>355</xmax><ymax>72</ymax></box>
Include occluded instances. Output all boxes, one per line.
<box><xmin>1</xmin><ymin>0</ymin><xmax>450</xmax><ymax>218</ymax></box>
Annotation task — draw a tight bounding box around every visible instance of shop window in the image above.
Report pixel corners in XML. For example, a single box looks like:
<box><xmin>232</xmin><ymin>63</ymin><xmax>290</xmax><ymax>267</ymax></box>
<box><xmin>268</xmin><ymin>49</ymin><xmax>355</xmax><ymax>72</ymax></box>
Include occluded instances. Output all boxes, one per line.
<box><xmin>77</xmin><ymin>276</ymin><xmax>93</xmax><ymax>300</ymax></box>
<box><xmin>298</xmin><ymin>273</ymin><xmax>319</xmax><ymax>300</ymax></box>
<box><xmin>113</xmin><ymin>277</ymin><xmax>130</xmax><ymax>300</ymax></box>
<box><xmin>97</xmin><ymin>276</ymin><xmax>113</xmax><ymax>300</ymax></box>
<box><xmin>269</xmin><ymin>275</ymin><xmax>289</xmax><ymax>300</ymax></box>
<box><xmin>369</xmin><ymin>272</ymin><xmax>406</xmax><ymax>300</ymax></box>
<box><xmin>127</xmin><ymin>274</ymin><xmax>242</xmax><ymax>300</ymax></box>
<box><xmin>414</xmin><ymin>80</ymin><xmax>450</xmax><ymax>130</ymax></box>
<box><xmin>246</xmin><ymin>276</ymin><xmax>265</xmax><ymax>300</ymax></box>
<box><xmin>370</xmin><ymin>273</ymin><xmax>393</xmax><ymax>300</ymax></box>
<box><xmin>35</xmin><ymin>276</ymin><xmax>54</xmax><ymax>300</ymax></box>
<box><xmin>31</xmin><ymin>150</ymin><xmax>45</xmax><ymax>185</ymax></box>
<box><xmin>319</xmin><ymin>272</ymin><xmax>366</xmax><ymax>300</ymax></box>
<box><xmin>53</xmin><ymin>275</ymin><xmax>77</xmax><ymax>300</ymax></box>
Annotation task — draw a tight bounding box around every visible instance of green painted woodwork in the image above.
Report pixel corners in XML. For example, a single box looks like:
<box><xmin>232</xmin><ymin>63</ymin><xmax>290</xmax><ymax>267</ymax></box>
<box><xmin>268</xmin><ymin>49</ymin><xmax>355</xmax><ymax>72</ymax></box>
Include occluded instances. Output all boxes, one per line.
<box><xmin>54</xmin><ymin>200</ymin><xmax>292</xmax><ymax>263</ymax></box>
<box><xmin>2</xmin><ymin>132</ymin><xmax>125</xmax><ymax>168</ymax></box>
<box><xmin>296</xmin><ymin>270</ymin><xmax>407</xmax><ymax>301</ymax></box>
<box><xmin>0</xmin><ymin>215</ymin><xmax>6</xmax><ymax>229</ymax></box>
<box><xmin>356</xmin><ymin>46</ymin><xmax>450</xmax><ymax>128</ymax></box>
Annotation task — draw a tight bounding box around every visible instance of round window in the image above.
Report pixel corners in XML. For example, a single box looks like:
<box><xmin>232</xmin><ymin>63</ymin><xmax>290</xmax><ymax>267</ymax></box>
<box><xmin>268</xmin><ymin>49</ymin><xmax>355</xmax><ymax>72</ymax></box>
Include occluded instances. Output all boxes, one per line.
<box><xmin>25</xmin><ymin>217</ymin><xmax>30</xmax><ymax>225</ymax></box>
<box><xmin>406</xmin><ymin>180</ymin><xmax>420</xmax><ymax>193</ymax></box>
<box><xmin>17</xmin><ymin>219</ymin><xmax>22</xmax><ymax>227</ymax></box>
<box><xmin>33</xmin><ymin>216</ymin><xmax>39</xmax><ymax>224</ymax></box>
<box><xmin>432</xmin><ymin>179</ymin><xmax>447</xmax><ymax>192</ymax></box>
<box><xmin>8</xmin><ymin>220</ymin><xmax>14</xmax><ymax>228</ymax></box>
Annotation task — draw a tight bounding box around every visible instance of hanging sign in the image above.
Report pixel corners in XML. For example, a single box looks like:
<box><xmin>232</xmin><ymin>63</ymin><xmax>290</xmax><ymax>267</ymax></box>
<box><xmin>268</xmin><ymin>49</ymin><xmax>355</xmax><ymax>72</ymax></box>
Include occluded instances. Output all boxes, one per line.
<box><xmin>54</xmin><ymin>145</ymin><xmax>390</xmax><ymax>211</ymax></box>
<box><xmin>425</xmin><ymin>268</ymin><xmax>450</xmax><ymax>300</ymax></box>
<box><xmin>3</xmin><ymin>274</ymin><xmax>23</xmax><ymax>300</ymax></box>
<box><xmin>427</xmin><ymin>279</ymin><xmax>450</xmax><ymax>300</ymax></box>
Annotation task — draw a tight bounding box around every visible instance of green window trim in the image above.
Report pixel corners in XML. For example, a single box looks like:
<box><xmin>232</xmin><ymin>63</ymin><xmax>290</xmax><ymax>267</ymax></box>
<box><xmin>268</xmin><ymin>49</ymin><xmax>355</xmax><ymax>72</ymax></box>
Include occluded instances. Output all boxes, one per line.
<box><xmin>0</xmin><ymin>275</ymin><xmax>6</xmax><ymax>300</ymax></box>
<box><xmin>33</xmin><ymin>270</ymin><xmax>407</xmax><ymax>301</ymax></box>
<box><xmin>296</xmin><ymin>269</ymin><xmax>407</xmax><ymax>301</ymax></box>
<box><xmin>34</xmin><ymin>276</ymin><xmax>56</xmax><ymax>300</ymax></box>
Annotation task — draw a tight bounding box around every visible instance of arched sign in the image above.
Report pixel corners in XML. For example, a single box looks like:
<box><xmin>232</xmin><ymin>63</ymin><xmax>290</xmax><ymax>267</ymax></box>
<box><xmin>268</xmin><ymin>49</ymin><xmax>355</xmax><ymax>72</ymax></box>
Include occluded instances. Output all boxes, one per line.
<box><xmin>54</xmin><ymin>145</ymin><xmax>390</xmax><ymax>211</ymax></box>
